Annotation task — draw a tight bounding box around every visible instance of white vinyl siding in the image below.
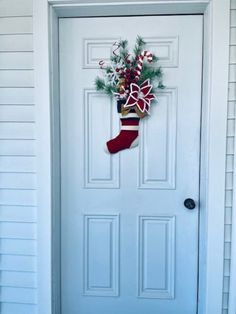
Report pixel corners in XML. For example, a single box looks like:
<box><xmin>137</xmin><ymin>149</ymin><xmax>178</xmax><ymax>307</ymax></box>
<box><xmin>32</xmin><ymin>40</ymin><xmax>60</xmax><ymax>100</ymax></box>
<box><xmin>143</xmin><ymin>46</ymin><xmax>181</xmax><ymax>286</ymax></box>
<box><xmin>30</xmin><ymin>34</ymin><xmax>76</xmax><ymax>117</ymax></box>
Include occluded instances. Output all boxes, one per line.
<box><xmin>0</xmin><ymin>0</ymin><xmax>37</xmax><ymax>313</ymax></box>
<box><xmin>0</xmin><ymin>0</ymin><xmax>235</xmax><ymax>313</ymax></box>
<box><xmin>222</xmin><ymin>0</ymin><xmax>236</xmax><ymax>313</ymax></box>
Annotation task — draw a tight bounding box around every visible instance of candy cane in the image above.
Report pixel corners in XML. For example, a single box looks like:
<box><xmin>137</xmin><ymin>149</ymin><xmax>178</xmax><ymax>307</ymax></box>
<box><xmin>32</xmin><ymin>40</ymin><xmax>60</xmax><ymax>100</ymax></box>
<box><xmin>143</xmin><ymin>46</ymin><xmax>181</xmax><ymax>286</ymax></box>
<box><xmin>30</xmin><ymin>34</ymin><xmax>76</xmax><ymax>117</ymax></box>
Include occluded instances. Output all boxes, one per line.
<box><xmin>135</xmin><ymin>50</ymin><xmax>153</xmax><ymax>80</ymax></box>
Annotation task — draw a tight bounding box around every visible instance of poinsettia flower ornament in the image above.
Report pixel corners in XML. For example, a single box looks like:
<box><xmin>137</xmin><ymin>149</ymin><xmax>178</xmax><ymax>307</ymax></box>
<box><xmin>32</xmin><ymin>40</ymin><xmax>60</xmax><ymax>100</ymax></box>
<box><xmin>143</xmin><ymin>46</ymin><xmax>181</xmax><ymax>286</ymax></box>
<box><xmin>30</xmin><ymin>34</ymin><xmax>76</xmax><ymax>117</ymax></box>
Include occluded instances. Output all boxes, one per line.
<box><xmin>124</xmin><ymin>79</ymin><xmax>156</xmax><ymax>115</ymax></box>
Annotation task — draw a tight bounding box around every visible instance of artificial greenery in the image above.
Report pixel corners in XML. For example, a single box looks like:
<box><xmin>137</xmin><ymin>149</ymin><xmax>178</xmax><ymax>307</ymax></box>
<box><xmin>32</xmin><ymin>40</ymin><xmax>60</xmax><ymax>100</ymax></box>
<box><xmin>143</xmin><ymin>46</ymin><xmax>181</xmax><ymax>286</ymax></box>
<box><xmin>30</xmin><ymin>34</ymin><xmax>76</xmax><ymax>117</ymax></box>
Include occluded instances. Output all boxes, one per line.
<box><xmin>95</xmin><ymin>36</ymin><xmax>164</xmax><ymax>98</ymax></box>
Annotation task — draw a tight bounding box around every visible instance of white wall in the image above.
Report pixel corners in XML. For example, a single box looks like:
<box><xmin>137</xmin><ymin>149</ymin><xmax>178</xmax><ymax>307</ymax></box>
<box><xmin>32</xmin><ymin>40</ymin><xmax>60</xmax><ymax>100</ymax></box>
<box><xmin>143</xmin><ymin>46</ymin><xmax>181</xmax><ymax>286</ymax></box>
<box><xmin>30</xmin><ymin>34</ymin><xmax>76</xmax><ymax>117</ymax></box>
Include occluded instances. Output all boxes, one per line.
<box><xmin>0</xmin><ymin>0</ymin><xmax>235</xmax><ymax>313</ymax></box>
<box><xmin>0</xmin><ymin>0</ymin><xmax>37</xmax><ymax>313</ymax></box>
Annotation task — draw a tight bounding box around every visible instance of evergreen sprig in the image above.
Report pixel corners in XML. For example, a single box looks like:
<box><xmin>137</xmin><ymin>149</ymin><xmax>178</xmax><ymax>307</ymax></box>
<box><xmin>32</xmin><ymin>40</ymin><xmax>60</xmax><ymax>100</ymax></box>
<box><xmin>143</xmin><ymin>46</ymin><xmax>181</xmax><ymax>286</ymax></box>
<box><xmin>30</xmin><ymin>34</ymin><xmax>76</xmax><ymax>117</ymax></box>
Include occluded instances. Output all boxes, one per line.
<box><xmin>133</xmin><ymin>36</ymin><xmax>146</xmax><ymax>57</ymax></box>
<box><xmin>95</xmin><ymin>35</ymin><xmax>164</xmax><ymax>97</ymax></box>
<box><xmin>95</xmin><ymin>77</ymin><xmax>105</xmax><ymax>91</ymax></box>
<box><xmin>104</xmin><ymin>84</ymin><xmax>116</xmax><ymax>96</ymax></box>
<box><xmin>138</xmin><ymin>64</ymin><xmax>163</xmax><ymax>84</ymax></box>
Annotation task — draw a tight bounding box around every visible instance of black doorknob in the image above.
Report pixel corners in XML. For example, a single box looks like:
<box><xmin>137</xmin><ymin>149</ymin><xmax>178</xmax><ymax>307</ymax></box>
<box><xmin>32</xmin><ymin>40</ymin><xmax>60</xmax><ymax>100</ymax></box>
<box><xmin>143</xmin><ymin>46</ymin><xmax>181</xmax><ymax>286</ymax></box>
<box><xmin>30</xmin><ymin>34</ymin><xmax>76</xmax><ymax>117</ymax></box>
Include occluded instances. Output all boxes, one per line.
<box><xmin>184</xmin><ymin>198</ymin><xmax>196</xmax><ymax>210</ymax></box>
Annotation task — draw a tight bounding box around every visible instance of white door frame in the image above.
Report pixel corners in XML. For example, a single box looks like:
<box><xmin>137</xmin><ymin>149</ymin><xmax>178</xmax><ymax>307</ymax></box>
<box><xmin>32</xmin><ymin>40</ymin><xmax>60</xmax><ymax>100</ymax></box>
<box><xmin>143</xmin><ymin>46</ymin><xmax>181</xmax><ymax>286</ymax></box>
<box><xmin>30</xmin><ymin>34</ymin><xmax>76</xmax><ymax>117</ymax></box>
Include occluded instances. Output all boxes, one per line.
<box><xmin>33</xmin><ymin>1</ymin><xmax>230</xmax><ymax>314</ymax></box>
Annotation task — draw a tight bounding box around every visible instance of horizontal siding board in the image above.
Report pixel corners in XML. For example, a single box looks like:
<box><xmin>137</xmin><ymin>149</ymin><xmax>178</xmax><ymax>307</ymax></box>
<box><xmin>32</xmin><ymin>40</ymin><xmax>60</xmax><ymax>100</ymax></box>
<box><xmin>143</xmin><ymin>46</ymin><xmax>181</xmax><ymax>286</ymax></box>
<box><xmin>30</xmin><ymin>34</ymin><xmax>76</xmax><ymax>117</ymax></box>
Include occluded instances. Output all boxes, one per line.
<box><xmin>224</xmin><ymin>242</ymin><xmax>231</xmax><ymax>259</ymax></box>
<box><xmin>227</xmin><ymin>118</ymin><xmax>235</xmax><ymax>135</ymax></box>
<box><xmin>0</xmin><ymin>0</ymin><xmax>33</xmax><ymax>17</ymax></box>
<box><xmin>0</xmin><ymin>139</ymin><xmax>35</xmax><ymax>156</ymax></box>
<box><xmin>0</xmin><ymin>173</ymin><xmax>36</xmax><ymax>189</ymax></box>
<box><xmin>0</xmin><ymin>287</ymin><xmax>36</xmax><ymax>304</ymax></box>
<box><xmin>225</xmin><ymin>207</ymin><xmax>232</xmax><ymax>224</ymax></box>
<box><xmin>0</xmin><ymin>52</ymin><xmax>33</xmax><ymax>70</ymax></box>
<box><xmin>0</xmin><ymin>270</ymin><xmax>36</xmax><ymax>288</ymax></box>
<box><xmin>225</xmin><ymin>190</ymin><xmax>233</xmax><ymax>207</ymax></box>
<box><xmin>229</xmin><ymin>64</ymin><xmax>236</xmax><ymax>82</ymax></box>
<box><xmin>0</xmin><ymin>123</ymin><xmax>35</xmax><ymax>140</ymax></box>
<box><xmin>0</xmin><ymin>156</ymin><xmax>36</xmax><ymax>173</ymax></box>
<box><xmin>0</xmin><ymin>205</ymin><xmax>36</xmax><ymax>222</ymax></box>
<box><xmin>222</xmin><ymin>292</ymin><xmax>229</xmax><ymax>309</ymax></box>
<box><xmin>0</xmin><ymin>34</ymin><xmax>33</xmax><ymax>52</ymax></box>
<box><xmin>0</xmin><ymin>222</ymin><xmax>36</xmax><ymax>239</ymax></box>
<box><xmin>226</xmin><ymin>137</ymin><xmax>234</xmax><ymax>154</ymax></box>
<box><xmin>226</xmin><ymin>155</ymin><xmax>234</xmax><ymax>172</ymax></box>
<box><xmin>0</xmin><ymin>88</ymin><xmax>34</xmax><ymax>104</ymax></box>
<box><xmin>0</xmin><ymin>190</ymin><xmax>36</xmax><ymax>206</ymax></box>
<box><xmin>224</xmin><ymin>259</ymin><xmax>231</xmax><ymax>276</ymax></box>
<box><xmin>230</xmin><ymin>46</ymin><xmax>236</xmax><ymax>64</ymax></box>
<box><xmin>0</xmin><ymin>70</ymin><xmax>34</xmax><ymax>87</ymax></box>
<box><xmin>231</xmin><ymin>10</ymin><xmax>236</xmax><ymax>27</ymax></box>
<box><xmin>0</xmin><ymin>303</ymin><xmax>36</xmax><ymax>314</ymax></box>
<box><xmin>230</xmin><ymin>27</ymin><xmax>236</xmax><ymax>44</ymax></box>
<box><xmin>0</xmin><ymin>105</ymin><xmax>35</xmax><ymax>122</ymax></box>
<box><xmin>228</xmin><ymin>101</ymin><xmax>235</xmax><ymax>118</ymax></box>
<box><xmin>0</xmin><ymin>255</ymin><xmax>36</xmax><ymax>272</ymax></box>
<box><xmin>226</xmin><ymin>172</ymin><xmax>233</xmax><ymax>190</ymax></box>
<box><xmin>224</xmin><ymin>225</ymin><xmax>232</xmax><ymax>242</ymax></box>
<box><xmin>0</xmin><ymin>17</ymin><xmax>33</xmax><ymax>35</ymax></box>
<box><xmin>0</xmin><ymin>239</ymin><xmax>36</xmax><ymax>255</ymax></box>
<box><xmin>223</xmin><ymin>276</ymin><xmax>230</xmax><ymax>293</ymax></box>
<box><xmin>229</xmin><ymin>82</ymin><xmax>236</xmax><ymax>101</ymax></box>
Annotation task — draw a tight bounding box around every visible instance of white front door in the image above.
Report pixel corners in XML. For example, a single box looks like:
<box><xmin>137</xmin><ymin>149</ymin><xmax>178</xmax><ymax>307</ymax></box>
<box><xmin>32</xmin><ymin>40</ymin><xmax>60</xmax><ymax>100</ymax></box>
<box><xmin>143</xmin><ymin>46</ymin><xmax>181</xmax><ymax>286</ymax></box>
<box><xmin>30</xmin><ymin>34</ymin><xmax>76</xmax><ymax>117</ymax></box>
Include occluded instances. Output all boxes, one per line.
<box><xmin>59</xmin><ymin>15</ymin><xmax>203</xmax><ymax>314</ymax></box>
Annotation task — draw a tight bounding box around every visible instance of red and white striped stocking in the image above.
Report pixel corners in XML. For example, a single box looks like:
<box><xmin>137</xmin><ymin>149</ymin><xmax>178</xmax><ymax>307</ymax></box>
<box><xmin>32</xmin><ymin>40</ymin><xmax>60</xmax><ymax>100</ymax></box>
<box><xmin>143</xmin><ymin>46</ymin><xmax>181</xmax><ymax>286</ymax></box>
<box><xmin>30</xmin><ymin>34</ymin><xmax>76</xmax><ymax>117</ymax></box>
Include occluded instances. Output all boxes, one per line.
<box><xmin>105</xmin><ymin>112</ymin><xmax>140</xmax><ymax>154</ymax></box>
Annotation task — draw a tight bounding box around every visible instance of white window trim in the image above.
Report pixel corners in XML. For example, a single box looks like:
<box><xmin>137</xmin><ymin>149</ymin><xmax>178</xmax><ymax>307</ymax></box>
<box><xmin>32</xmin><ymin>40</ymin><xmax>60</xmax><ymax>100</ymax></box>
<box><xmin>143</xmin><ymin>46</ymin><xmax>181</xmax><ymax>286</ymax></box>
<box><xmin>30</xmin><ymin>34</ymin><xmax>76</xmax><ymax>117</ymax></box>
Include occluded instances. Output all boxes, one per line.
<box><xmin>33</xmin><ymin>1</ymin><xmax>230</xmax><ymax>313</ymax></box>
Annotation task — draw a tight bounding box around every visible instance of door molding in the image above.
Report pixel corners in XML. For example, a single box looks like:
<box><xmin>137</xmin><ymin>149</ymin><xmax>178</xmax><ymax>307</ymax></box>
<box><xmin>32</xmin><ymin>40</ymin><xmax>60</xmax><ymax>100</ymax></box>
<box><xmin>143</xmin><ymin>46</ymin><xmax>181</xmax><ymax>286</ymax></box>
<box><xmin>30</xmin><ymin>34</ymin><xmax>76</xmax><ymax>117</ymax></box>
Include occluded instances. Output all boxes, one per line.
<box><xmin>33</xmin><ymin>1</ymin><xmax>230</xmax><ymax>313</ymax></box>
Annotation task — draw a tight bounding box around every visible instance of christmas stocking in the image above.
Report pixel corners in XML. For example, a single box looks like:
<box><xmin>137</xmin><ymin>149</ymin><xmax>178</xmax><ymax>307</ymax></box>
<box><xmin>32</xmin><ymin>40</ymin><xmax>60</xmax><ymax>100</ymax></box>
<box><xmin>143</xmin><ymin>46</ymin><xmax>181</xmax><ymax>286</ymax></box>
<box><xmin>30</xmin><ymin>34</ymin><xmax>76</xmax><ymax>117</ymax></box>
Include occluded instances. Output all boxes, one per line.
<box><xmin>105</xmin><ymin>100</ymin><xmax>140</xmax><ymax>154</ymax></box>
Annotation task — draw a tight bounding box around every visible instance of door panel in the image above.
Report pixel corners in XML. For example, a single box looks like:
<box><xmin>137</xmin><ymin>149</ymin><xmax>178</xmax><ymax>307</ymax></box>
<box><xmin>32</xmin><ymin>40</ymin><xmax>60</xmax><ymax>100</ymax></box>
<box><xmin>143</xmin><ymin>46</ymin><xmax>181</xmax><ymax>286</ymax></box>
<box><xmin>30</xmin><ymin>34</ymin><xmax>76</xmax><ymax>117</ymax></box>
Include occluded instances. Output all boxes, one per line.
<box><xmin>59</xmin><ymin>15</ymin><xmax>203</xmax><ymax>314</ymax></box>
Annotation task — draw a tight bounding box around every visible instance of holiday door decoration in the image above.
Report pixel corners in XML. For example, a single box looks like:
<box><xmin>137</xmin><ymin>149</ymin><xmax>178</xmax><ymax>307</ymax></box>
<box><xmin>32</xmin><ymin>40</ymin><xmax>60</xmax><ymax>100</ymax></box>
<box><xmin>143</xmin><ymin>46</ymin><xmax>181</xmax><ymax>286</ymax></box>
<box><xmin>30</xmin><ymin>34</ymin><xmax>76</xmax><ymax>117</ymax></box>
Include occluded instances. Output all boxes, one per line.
<box><xmin>95</xmin><ymin>36</ymin><xmax>164</xmax><ymax>154</ymax></box>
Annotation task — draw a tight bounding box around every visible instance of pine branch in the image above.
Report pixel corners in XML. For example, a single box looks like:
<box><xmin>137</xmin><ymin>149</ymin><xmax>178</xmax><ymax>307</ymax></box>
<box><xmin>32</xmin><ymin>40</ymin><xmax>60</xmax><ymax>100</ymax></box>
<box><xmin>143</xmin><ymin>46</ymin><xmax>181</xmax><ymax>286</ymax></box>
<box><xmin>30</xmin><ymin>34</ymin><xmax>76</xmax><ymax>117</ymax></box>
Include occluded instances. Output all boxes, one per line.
<box><xmin>104</xmin><ymin>84</ymin><xmax>117</xmax><ymax>96</ymax></box>
<box><xmin>110</xmin><ymin>54</ymin><xmax>120</xmax><ymax>63</ymax></box>
<box><xmin>138</xmin><ymin>64</ymin><xmax>163</xmax><ymax>84</ymax></box>
<box><xmin>95</xmin><ymin>77</ymin><xmax>106</xmax><ymax>91</ymax></box>
<box><xmin>105</xmin><ymin>66</ymin><xmax>113</xmax><ymax>74</ymax></box>
<box><xmin>136</xmin><ymin>36</ymin><xmax>146</xmax><ymax>48</ymax></box>
<box><xmin>152</xmin><ymin>54</ymin><xmax>159</xmax><ymax>63</ymax></box>
<box><xmin>120</xmin><ymin>39</ymin><xmax>128</xmax><ymax>49</ymax></box>
<box><xmin>158</xmin><ymin>81</ymin><xmax>165</xmax><ymax>89</ymax></box>
<box><xmin>133</xmin><ymin>35</ymin><xmax>146</xmax><ymax>58</ymax></box>
<box><xmin>120</xmin><ymin>48</ymin><xmax>129</xmax><ymax>60</ymax></box>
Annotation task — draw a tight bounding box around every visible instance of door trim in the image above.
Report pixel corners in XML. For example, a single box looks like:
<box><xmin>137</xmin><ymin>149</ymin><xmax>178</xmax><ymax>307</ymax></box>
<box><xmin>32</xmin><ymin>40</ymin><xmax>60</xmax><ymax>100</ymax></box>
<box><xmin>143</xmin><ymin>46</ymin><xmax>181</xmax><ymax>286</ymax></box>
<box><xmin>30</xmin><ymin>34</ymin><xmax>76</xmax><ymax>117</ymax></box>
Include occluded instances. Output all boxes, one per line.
<box><xmin>33</xmin><ymin>1</ymin><xmax>230</xmax><ymax>314</ymax></box>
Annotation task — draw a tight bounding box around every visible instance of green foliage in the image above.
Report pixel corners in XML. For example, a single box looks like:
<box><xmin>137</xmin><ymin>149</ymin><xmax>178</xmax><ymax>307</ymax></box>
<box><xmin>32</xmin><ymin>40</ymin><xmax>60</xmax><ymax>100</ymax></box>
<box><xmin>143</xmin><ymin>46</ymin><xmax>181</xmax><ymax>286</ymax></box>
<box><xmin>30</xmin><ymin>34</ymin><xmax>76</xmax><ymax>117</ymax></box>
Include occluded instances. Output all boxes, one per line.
<box><xmin>95</xmin><ymin>77</ymin><xmax>105</xmax><ymax>90</ymax></box>
<box><xmin>158</xmin><ymin>81</ymin><xmax>165</xmax><ymax>89</ymax></box>
<box><xmin>95</xmin><ymin>35</ymin><xmax>164</xmax><ymax>98</ymax></box>
<box><xmin>104</xmin><ymin>84</ymin><xmax>116</xmax><ymax>96</ymax></box>
<box><xmin>133</xmin><ymin>36</ymin><xmax>146</xmax><ymax>58</ymax></box>
<box><xmin>138</xmin><ymin>64</ymin><xmax>163</xmax><ymax>84</ymax></box>
<box><xmin>120</xmin><ymin>39</ymin><xmax>128</xmax><ymax>49</ymax></box>
<box><xmin>152</xmin><ymin>54</ymin><xmax>159</xmax><ymax>62</ymax></box>
<box><xmin>120</xmin><ymin>48</ymin><xmax>129</xmax><ymax>60</ymax></box>
<box><xmin>110</xmin><ymin>54</ymin><xmax>120</xmax><ymax>63</ymax></box>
